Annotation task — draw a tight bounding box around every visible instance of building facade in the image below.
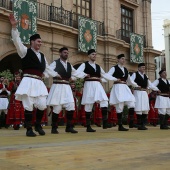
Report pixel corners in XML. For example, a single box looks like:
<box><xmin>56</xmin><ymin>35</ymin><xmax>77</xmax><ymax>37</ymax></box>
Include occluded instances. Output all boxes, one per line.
<box><xmin>163</xmin><ymin>19</ymin><xmax>170</xmax><ymax>80</ymax></box>
<box><xmin>155</xmin><ymin>50</ymin><xmax>165</xmax><ymax>79</ymax></box>
<box><xmin>0</xmin><ymin>0</ymin><xmax>160</xmax><ymax>90</ymax></box>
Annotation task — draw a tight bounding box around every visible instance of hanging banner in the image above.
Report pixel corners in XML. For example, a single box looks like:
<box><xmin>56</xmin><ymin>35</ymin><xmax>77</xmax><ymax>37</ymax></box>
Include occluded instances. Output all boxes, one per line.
<box><xmin>130</xmin><ymin>33</ymin><xmax>144</xmax><ymax>63</ymax></box>
<box><xmin>13</xmin><ymin>0</ymin><xmax>37</xmax><ymax>44</ymax></box>
<box><xmin>78</xmin><ymin>16</ymin><xmax>97</xmax><ymax>53</ymax></box>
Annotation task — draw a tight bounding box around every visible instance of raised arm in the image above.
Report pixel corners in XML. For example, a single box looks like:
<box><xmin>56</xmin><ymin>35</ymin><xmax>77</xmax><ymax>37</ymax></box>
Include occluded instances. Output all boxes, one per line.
<box><xmin>9</xmin><ymin>14</ymin><xmax>27</xmax><ymax>58</ymax></box>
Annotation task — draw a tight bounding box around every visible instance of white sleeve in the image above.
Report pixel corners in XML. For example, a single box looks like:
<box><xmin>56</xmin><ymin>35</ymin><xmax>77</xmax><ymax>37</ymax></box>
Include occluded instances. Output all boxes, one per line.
<box><xmin>0</xmin><ymin>90</ymin><xmax>2</xmax><ymax>93</ymax></box>
<box><xmin>107</xmin><ymin>67</ymin><xmax>115</xmax><ymax>76</ymax></box>
<box><xmin>148</xmin><ymin>79</ymin><xmax>159</xmax><ymax>91</ymax></box>
<box><xmin>77</xmin><ymin>63</ymin><xmax>85</xmax><ymax>72</ymax></box>
<box><xmin>43</xmin><ymin>60</ymin><xmax>58</xmax><ymax>78</ymax></box>
<box><xmin>11</xmin><ymin>28</ymin><xmax>27</xmax><ymax>58</ymax></box>
<box><xmin>71</xmin><ymin>65</ymin><xmax>87</xmax><ymax>78</ymax></box>
<box><xmin>152</xmin><ymin>79</ymin><xmax>159</xmax><ymax>88</ymax></box>
<box><xmin>130</xmin><ymin>73</ymin><xmax>136</xmax><ymax>81</ymax></box>
<box><xmin>6</xmin><ymin>90</ymin><xmax>11</xmax><ymax>95</ymax></box>
<box><xmin>100</xmin><ymin>67</ymin><xmax>117</xmax><ymax>81</ymax></box>
<box><xmin>127</xmin><ymin>75</ymin><xmax>138</xmax><ymax>87</ymax></box>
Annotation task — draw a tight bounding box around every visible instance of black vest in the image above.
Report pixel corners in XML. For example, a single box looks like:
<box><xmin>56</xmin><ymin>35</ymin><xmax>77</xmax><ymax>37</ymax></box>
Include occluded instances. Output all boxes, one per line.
<box><xmin>84</xmin><ymin>61</ymin><xmax>101</xmax><ymax>77</ymax></box>
<box><xmin>134</xmin><ymin>72</ymin><xmax>148</xmax><ymax>89</ymax></box>
<box><xmin>157</xmin><ymin>78</ymin><xmax>170</xmax><ymax>93</ymax></box>
<box><xmin>21</xmin><ymin>48</ymin><xmax>46</xmax><ymax>73</ymax></box>
<box><xmin>112</xmin><ymin>65</ymin><xmax>128</xmax><ymax>81</ymax></box>
<box><xmin>54</xmin><ymin>59</ymin><xmax>72</xmax><ymax>80</ymax></box>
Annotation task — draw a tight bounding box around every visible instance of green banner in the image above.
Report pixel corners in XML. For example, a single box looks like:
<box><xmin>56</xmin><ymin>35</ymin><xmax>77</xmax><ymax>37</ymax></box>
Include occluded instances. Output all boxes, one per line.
<box><xmin>130</xmin><ymin>33</ymin><xmax>144</xmax><ymax>63</ymax></box>
<box><xmin>78</xmin><ymin>16</ymin><xmax>97</xmax><ymax>53</ymax></box>
<box><xmin>13</xmin><ymin>0</ymin><xmax>37</xmax><ymax>44</ymax></box>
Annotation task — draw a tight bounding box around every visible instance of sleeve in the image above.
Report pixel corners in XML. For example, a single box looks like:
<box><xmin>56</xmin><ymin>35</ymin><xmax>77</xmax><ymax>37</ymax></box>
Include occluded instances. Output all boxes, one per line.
<box><xmin>107</xmin><ymin>67</ymin><xmax>115</xmax><ymax>76</ymax></box>
<box><xmin>152</xmin><ymin>80</ymin><xmax>159</xmax><ymax>88</ymax></box>
<box><xmin>100</xmin><ymin>67</ymin><xmax>117</xmax><ymax>81</ymax></box>
<box><xmin>43</xmin><ymin>60</ymin><xmax>59</xmax><ymax>78</ymax></box>
<box><xmin>130</xmin><ymin>73</ymin><xmax>136</xmax><ymax>81</ymax></box>
<box><xmin>11</xmin><ymin>28</ymin><xmax>27</xmax><ymax>58</ymax></box>
<box><xmin>6</xmin><ymin>89</ymin><xmax>11</xmax><ymax>95</ymax></box>
<box><xmin>8</xmin><ymin>82</ymin><xmax>14</xmax><ymax>91</ymax></box>
<box><xmin>127</xmin><ymin>75</ymin><xmax>138</xmax><ymax>87</ymax></box>
<box><xmin>71</xmin><ymin>65</ymin><xmax>87</xmax><ymax>78</ymax></box>
<box><xmin>76</xmin><ymin>63</ymin><xmax>85</xmax><ymax>72</ymax></box>
<box><xmin>147</xmin><ymin>79</ymin><xmax>159</xmax><ymax>91</ymax></box>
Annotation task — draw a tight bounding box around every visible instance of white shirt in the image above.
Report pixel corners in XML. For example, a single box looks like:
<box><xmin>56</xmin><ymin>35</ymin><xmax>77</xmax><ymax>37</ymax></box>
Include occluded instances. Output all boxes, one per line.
<box><xmin>152</xmin><ymin>78</ymin><xmax>170</xmax><ymax>88</ymax></box>
<box><xmin>77</xmin><ymin>62</ymin><xmax>117</xmax><ymax>82</ymax></box>
<box><xmin>60</xmin><ymin>59</ymin><xmax>67</xmax><ymax>70</ymax></box>
<box><xmin>49</xmin><ymin>61</ymin><xmax>87</xmax><ymax>78</ymax></box>
<box><xmin>131</xmin><ymin>71</ymin><xmax>159</xmax><ymax>91</ymax></box>
<box><xmin>107</xmin><ymin>65</ymin><xmax>138</xmax><ymax>87</ymax></box>
<box><xmin>11</xmin><ymin>28</ymin><xmax>58</xmax><ymax>78</ymax></box>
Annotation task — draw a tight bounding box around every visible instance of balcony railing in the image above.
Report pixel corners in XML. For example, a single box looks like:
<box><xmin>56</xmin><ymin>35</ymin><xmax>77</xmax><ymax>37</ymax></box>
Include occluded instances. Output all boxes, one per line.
<box><xmin>116</xmin><ymin>29</ymin><xmax>146</xmax><ymax>47</ymax></box>
<box><xmin>0</xmin><ymin>0</ymin><xmax>105</xmax><ymax>36</ymax></box>
<box><xmin>0</xmin><ymin>0</ymin><xmax>12</xmax><ymax>10</ymax></box>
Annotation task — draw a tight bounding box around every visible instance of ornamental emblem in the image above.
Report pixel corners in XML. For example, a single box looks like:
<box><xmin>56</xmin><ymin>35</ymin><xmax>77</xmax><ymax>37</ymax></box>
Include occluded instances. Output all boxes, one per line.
<box><xmin>84</xmin><ymin>30</ymin><xmax>92</xmax><ymax>43</ymax></box>
<box><xmin>134</xmin><ymin>44</ymin><xmax>140</xmax><ymax>55</ymax></box>
<box><xmin>21</xmin><ymin>14</ymin><xmax>30</xmax><ymax>30</ymax></box>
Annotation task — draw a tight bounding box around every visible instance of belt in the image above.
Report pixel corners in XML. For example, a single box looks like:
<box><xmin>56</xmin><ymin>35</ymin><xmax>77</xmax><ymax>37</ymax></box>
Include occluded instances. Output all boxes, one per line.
<box><xmin>134</xmin><ymin>87</ymin><xmax>147</xmax><ymax>91</ymax></box>
<box><xmin>157</xmin><ymin>93</ymin><xmax>169</xmax><ymax>97</ymax></box>
<box><xmin>23</xmin><ymin>74</ymin><xmax>42</xmax><ymax>81</ymax></box>
<box><xmin>85</xmin><ymin>77</ymin><xmax>101</xmax><ymax>82</ymax></box>
<box><xmin>114</xmin><ymin>81</ymin><xmax>126</xmax><ymax>84</ymax></box>
<box><xmin>0</xmin><ymin>95</ymin><xmax>8</xmax><ymax>98</ymax></box>
<box><xmin>53</xmin><ymin>80</ymin><xmax>69</xmax><ymax>85</ymax></box>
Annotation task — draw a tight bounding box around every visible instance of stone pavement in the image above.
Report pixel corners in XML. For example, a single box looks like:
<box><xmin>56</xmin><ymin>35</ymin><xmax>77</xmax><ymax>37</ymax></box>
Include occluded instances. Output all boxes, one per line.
<box><xmin>0</xmin><ymin>126</ymin><xmax>170</xmax><ymax>170</ymax></box>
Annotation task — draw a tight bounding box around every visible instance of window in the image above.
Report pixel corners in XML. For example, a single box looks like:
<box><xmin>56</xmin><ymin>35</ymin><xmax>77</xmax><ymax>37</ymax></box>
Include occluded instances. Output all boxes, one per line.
<box><xmin>121</xmin><ymin>6</ymin><xmax>133</xmax><ymax>38</ymax></box>
<box><xmin>73</xmin><ymin>0</ymin><xmax>91</xmax><ymax>18</ymax></box>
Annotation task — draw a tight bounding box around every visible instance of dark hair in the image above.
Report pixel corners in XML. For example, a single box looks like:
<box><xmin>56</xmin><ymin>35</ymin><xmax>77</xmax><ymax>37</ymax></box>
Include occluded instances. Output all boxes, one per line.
<box><xmin>59</xmin><ymin>47</ymin><xmax>68</xmax><ymax>53</ymax></box>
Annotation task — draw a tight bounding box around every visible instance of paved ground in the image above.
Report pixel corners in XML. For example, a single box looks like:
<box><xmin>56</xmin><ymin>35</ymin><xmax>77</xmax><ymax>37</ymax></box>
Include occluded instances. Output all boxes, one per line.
<box><xmin>0</xmin><ymin>125</ymin><xmax>170</xmax><ymax>170</ymax></box>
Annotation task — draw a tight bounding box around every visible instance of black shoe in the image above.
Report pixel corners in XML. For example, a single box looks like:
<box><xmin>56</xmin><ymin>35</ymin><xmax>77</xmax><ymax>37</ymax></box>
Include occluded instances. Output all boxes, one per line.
<box><xmin>129</xmin><ymin>124</ymin><xmax>134</xmax><ymax>128</ymax></box>
<box><xmin>13</xmin><ymin>125</ymin><xmax>20</xmax><ymax>130</ymax></box>
<box><xmin>103</xmin><ymin>123</ymin><xmax>112</xmax><ymax>129</ymax></box>
<box><xmin>118</xmin><ymin>125</ymin><xmax>129</xmax><ymax>131</ymax></box>
<box><xmin>65</xmin><ymin>127</ymin><xmax>78</xmax><ymax>133</ymax></box>
<box><xmin>129</xmin><ymin>123</ymin><xmax>138</xmax><ymax>128</ymax></box>
<box><xmin>35</xmin><ymin>124</ymin><xmax>45</xmax><ymax>135</ymax></box>
<box><xmin>95</xmin><ymin>123</ymin><xmax>101</xmax><ymax>127</ymax></box>
<box><xmin>26</xmin><ymin>129</ymin><xmax>37</xmax><ymax>137</ymax></box>
<box><xmin>86</xmin><ymin>126</ymin><xmax>96</xmax><ymax>132</ymax></box>
<box><xmin>138</xmin><ymin>126</ymin><xmax>148</xmax><ymax>130</ymax></box>
<box><xmin>51</xmin><ymin>127</ymin><xmax>59</xmax><ymax>134</ymax></box>
<box><xmin>160</xmin><ymin>125</ymin><xmax>169</xmax><ymax>130</ymax></box>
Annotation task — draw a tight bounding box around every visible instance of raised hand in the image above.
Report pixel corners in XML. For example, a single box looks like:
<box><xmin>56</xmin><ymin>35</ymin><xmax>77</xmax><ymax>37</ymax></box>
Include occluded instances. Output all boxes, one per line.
<box><xmin>9</xmin><ymin>13</ymin><xmax>18</xmax><ymax>28</ymax></box>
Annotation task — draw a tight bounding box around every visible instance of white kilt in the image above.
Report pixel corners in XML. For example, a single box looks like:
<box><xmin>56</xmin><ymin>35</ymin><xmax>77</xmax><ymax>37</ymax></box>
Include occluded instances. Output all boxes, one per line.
<box><xmin>81</xmin><ymin>81</ymin><xmax>108</xmax><ymax>105</ymax></box>
<box><xmin>155</xmin><ymin>96</ymin><xmax>170</xmax><ymax>109</ymax></box>
<box><xmin>0</xmin><ymin>98</ymin><xmax>9</xmax><ymax>110</ymax></box>
<box><xmin>47</xmin><ymin>84</ymin><xmax>74</xmax><ymax>106</ymax></box>
<box><xmin>109</xmin><ymin>84</ymin><xmax>135</xmax><ymax>105</ymax></box>
<box><xmin>15</xmin><ymin>77</ymin><xmax>48</xmax><ymax>101</ymax></box>
<box><xmin>133</xmin><ymin>90</ymin><xmax>149</xmax><ymax>112</ymax></box>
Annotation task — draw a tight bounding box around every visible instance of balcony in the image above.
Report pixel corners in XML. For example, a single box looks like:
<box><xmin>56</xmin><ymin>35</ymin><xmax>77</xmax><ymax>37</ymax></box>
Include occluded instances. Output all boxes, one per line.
<box><xmin>121</xmin><ymin>0</ymin><xmax>139</xmax><ymax>7</ymax></box>
<box><xmin>116</xmin><ymin>29</ymin><xmax>146</xmax><ymax>47</ymax></box>
<box><xmin>0</xmin><ymin>0</ymin><xmax>12</xmax><ymax>10</ymax></box>
<box><xmin>0</xmin><ymin>0</ymin><xmax>105</xmax><ymax>36</ymax></box>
